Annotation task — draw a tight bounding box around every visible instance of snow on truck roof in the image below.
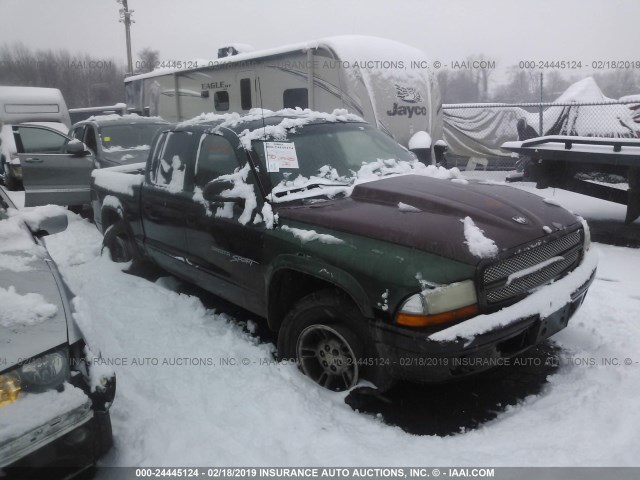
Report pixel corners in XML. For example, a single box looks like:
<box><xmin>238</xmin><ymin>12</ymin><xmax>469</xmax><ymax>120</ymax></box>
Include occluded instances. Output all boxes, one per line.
<box><xmin>82</xmin><ymin>113</ymin><xmax>168</xmax><ymax>124</ymax></box>
<box><xmin>177</xmin><ymin>108</ymin><xmax>364</xmax><ymax>149</ymax></box>
<box><xmin>124</xmin><ymin>35</ymin><xmax>434</xmax><ymax>83</ymax></box>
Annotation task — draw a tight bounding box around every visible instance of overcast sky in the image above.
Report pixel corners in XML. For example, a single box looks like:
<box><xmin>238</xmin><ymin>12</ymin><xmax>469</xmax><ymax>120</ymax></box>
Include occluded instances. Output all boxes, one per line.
<box><xmin>1</xmin><ymin>0</ymin><xmax>638</xmax><ymax>73</ymax></box>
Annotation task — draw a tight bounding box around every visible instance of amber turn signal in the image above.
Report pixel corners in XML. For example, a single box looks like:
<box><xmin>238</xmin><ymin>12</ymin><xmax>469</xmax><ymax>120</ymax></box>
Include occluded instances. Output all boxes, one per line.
<box><xmin>396</xmin><ymin>304</ymin><xmax>479</xmax><ymax>327</ymax></box>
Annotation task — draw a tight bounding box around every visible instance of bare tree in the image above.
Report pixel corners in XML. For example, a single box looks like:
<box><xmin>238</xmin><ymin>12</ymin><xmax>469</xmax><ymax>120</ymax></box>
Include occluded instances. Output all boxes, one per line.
<box><xmin>0</xmin><ymin>42</ymin><xmax>126</xmax><ymax>108</ymax></box>
<box><xmin>136</xmin><ymin>47</ymin><xmax>160</xmax><ymax>73</ymax></box>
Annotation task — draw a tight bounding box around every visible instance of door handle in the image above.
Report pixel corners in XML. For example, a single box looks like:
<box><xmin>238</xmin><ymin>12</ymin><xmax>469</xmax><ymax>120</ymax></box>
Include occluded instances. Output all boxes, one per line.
<box><xmin>143</xmin><ymin>203</ymin><xmax>159</xmax><ymax>220</ymax></box>
<box><xmin>25</xmin><ymin>158</ymin><xmax>43</xmax><ymax>163</ymax></box>
<box><xmin>186</xmin><ymin>215</ymin><xmax>198</xmax><ymax>226</ymax></box>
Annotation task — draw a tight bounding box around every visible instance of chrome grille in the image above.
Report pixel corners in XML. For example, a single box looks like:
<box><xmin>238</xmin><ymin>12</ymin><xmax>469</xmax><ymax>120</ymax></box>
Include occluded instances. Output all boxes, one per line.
<box><xmin>482</xmin><ymin>230</ymin><xmax>582</xmax><ymax>305</ymax></box>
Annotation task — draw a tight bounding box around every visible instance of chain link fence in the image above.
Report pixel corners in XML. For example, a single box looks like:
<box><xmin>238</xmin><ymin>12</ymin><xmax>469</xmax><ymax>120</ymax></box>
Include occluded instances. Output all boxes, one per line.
<box><xmin>442</xmin><ymin>100</ymin><xmax>640</xmax><ymax>180</ymax></box>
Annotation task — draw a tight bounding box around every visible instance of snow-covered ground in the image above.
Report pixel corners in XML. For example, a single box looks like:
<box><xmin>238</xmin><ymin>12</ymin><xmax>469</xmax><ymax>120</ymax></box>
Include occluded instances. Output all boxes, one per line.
<box><xmin>5</xmin><ymin>184</ymin><xmax>639</xmax><ymax>466</ymax></box>
<box><xmin>28</xmin><ymin>205</ymin><xmax>636</xmax><ymax>467</ymax></box>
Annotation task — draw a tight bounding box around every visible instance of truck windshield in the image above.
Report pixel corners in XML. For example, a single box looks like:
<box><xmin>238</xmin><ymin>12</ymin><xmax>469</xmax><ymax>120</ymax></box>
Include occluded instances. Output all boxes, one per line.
<box><xmin>252</xmin><ymin>123</ymin><xmax>418</xmax><ymax>200</ymax></box>
<box><xmin>100</xmin><ymin>124</ymin><xmax>165</xmax><ymax>150</ymax></box>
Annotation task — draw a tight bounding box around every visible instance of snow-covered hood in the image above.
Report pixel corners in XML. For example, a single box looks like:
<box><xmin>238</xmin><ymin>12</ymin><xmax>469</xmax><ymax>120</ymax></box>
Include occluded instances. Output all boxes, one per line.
<box><xmin>0</xmin><ymin>257</ymin><xmax>68</xmax><ymax>372</ymax></box>
<box><xmin>102</xmin><ymin>147</ymin><xmax>150</xmax><ymax>166</ymax></box>
<box><xmin>277</xmin><ymin>175</ymin><xmax>581</xmax><ymax>265</ymax></box>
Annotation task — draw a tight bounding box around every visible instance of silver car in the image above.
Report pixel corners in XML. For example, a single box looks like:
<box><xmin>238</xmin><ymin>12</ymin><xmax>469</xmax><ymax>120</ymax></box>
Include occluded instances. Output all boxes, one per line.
<box><xmin>0</xmin><ymin>188</ymin><xmax>115</xmax><ymax>475</ymax></box>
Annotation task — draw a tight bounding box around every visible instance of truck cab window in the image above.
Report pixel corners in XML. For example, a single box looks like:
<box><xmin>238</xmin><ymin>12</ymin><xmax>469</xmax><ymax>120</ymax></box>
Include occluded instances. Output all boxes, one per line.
<box><xmin>194</xmin><ymin>135</ymin><xmax>239</xmax><ymax>188</ymax></box>
<box><xmin>152</xmin><ymin>132</ymin><xmax>190</xmax><ymax>190</ymax></box>
<box><xmin>214</xmin><ymin>91</ymin><xmax>230</xmax><ymax>111</ymax></box>
<box><xmin>283</xmin><ymin>88</ymin><xmax>308</xmax><ymax>109</ymax></box>
<box><xmin>84</xmin><ymin>126</ymin><xmax>98</xmax><ymax>153</ymax></box>
<box><xmin>14</xmin><ymin>126</ymin><xmax>67</xmax><ymax>154</ymax></box>
<box><xmin>71</xmin><ymin>125</ymin><xmax>86</xmax><ymax>141</ymax></box>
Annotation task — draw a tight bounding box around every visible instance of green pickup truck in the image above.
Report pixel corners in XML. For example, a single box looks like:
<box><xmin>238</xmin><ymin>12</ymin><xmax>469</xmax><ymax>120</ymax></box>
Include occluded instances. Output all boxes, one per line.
<box><xmin>90</xmin><ymin>109</ymin><xmax>597</xmax><ymax>391</ymax></box>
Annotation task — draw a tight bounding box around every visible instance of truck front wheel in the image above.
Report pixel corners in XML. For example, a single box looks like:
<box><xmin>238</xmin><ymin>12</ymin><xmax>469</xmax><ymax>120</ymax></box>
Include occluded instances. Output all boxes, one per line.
<box><xmin>278</xmin><ymin>290</ymin><xmax>367</xmax><ymax>392</ymax></box>
<box><xmin>102</xmin><ymin>220</ymin><xmax>136</xmax><ymax>263</ymax></box>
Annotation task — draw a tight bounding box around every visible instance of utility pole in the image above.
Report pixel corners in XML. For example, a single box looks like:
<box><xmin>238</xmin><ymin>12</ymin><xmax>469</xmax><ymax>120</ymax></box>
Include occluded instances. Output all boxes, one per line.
<box><xmin>539</xmin><ymin>72</ymin><xmax>544</xmax><ymax>135</ymax></box>
<box><xmin>118</xmin><ymin>0</ymin><xmax>135</xmax><ymax>76</ymax></box>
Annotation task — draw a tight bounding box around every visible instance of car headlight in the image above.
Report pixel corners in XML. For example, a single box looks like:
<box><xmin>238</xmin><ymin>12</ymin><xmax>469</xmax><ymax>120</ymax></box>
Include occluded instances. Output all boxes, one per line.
<box><xmin>396</xmin><ymin>280</ymin><xmax>479</xmax><ymax>327</ymax></box>
<box><xmin>0</xmin><ymin>349</ymin><xmax>70</xmax><ymax>408</ymax></box>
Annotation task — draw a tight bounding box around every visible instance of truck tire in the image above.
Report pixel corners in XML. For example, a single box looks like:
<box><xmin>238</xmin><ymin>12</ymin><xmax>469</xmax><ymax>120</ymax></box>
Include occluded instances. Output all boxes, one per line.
<box><xmin>3</xmin><ymin>164</ymin><xmax>22</xmax><ymax>191</ymax></box>
<box><xmin>278</xmin><ymin>290</ymin><xmax>369</xmax><ymax>392</ymax></box>
<box><xmin>102</xmin><ymin>220</ymin><xmax>136</xmax><ymax>263</ymax></box>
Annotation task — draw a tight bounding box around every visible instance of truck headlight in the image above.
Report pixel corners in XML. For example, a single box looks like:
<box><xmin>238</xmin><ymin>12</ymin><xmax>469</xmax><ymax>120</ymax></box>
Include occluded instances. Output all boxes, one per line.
<box><xmin>0</xmin><ymin>349</ymin><xmax>70</xmax><ymax>408</ymax></box>
<box><xmin>0</xmin><ymin>373</ymin><xmax>21</xmax><ymax>407</ymax></box>
<box><xmin>396</xmin><ymin>280</ymin><xmax>479</xmax><ymax>327</ymax></box>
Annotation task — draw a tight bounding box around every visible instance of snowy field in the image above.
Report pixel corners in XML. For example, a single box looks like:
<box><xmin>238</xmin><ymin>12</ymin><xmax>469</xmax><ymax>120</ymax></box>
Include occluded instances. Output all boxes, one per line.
<box><xmin>3</xmin><ymin>183</ymin><xmax>633</xmax><ymax>467</ymax></box>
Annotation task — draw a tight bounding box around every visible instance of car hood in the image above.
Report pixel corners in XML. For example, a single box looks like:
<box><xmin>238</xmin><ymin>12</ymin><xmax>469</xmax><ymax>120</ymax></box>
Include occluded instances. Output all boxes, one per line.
<box><xmin>277</xmin><ymin>175</ymin><xmax>580</xmax><ymax>265</ymax></box>
<box><xmin>102</xmin><ymin>148</ymin><xmax>149</xmax><ymax>165</ymax></box>
<box><xmin>0</xmin><ymin>256</ymin><xmax>68</xmax><ymax>371</ymax></box>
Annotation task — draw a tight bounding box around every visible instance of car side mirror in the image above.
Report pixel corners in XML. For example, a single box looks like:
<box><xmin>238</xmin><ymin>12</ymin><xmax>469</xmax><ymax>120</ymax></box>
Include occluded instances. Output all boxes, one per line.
<box><xmin>66</xmin><ymin>139</ymin><xmax>90</xmax><ymax>156</ymax></box>
<box><xmin>30</xmin><ymin>213</ymin><xmax>68</xmax><ymax>237</ymax></box>
<box><xmin>203</xmin><ymin>179</ymin><xmax>244</xmax><ymax>204</ymax></box>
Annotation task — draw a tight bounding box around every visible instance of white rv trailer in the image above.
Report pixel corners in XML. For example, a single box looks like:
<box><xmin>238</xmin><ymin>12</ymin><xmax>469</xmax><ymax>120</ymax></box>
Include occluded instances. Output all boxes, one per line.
<box><xmin>0</xmin><ymin>86</ymin><xmax>70</xmax><ymax>127</ymax></box>
<box><xmin>124</xmin><ymin>36</ymin><xmax>444</xmax><ymax>156</ymax></box>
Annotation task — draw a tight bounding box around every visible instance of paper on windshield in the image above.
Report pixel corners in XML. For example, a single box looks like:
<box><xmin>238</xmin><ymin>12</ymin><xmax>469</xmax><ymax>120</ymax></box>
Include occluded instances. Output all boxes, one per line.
<box><xmin>264</xmin><ymin>142</ymin><xmax>299</xmax><ymax>172</ymax></box>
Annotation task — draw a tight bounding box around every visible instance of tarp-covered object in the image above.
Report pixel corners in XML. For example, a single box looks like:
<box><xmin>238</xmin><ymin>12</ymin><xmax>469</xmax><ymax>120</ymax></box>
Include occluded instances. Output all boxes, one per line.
<box><xmin>444</xmin><ymin>77</ymin><xmax>640</xmax><ymax>157</ymax></box>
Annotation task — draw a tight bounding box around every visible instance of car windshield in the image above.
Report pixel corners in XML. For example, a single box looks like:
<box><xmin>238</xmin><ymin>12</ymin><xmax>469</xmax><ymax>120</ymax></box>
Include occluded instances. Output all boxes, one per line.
<box><xmin>100</xmin><ymin>124</ymin><xmax>165</xmax><ymax>151</ymax></box>
<box><xmin>251</xmin><ymin>123</ymin><xmax>419</xmax><ymax>201</ymax></box>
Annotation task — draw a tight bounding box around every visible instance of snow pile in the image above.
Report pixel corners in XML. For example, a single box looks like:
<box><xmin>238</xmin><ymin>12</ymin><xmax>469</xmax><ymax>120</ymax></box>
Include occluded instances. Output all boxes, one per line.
<box><xmin>269</xmin><ymin>159</ymin><xmax>462</xmax><ymax>203</ymax></box>
<box><xmin>0</xmin><ymin>384</ymin><xmax>89</xmax><ymax>442</ymax></box>
<box><xmin>92</xmin><ymin>168</ymin><xmax>144</xmax><ymax>197</ymax></box>
<box><xmin>461</xmin><ymin>216</ymin><xmax>499</xmax><ymax>258</ymax></box>
<box><xmin>408</xmin><ymin>131</ymin><xmax>432</xmax><ymax>150</ymax></box>
<box><xmin>261</xmin><ymin>203</ymin><xmax>277</xmax><ymax>229</ymax></box>
<box><xmin>102</xmin><ymin>144</ymin><xmax>150</xmax><ymax>153</ymax></box>
<box><xmin>0</xmin><ymin>285</ymin><xmax>58</xmax><ymax>328</ymax></box>
<box><xmin>166</xmin><ymin>155</ymin><xmax>186</xmax><ymax>193</ymax></box>
<box><xmin>86</xmin><ymin>113</ymin><xmax>164</xmax><ymax>123</ymax></box>
<box><xmin>506</xmin><ymin>256</ymin><xmax>565</xmax><ymax>285</ymax></box>
<box><xmin>281</xmin><ymin>225</ymin><xmax>344</xmax><ymax>245</ymax></box>
<box><xmin>83</xmin><ymin>345</ymin><xmax>116</xmax><ymax>394</ymax></box>
<box><xmin>8</xmin><ymin>204</ymin><xmax>67</xmax><ymax>232</ymax></box>
<box><xmin>398</xmin><ymin>202</ymin><xmax>421</xmax><ymax>213</ymax></box>
<box><xmin>180</xmin><ymin>108</ymin><xmax>363</xmax><ymax>150</ymax></box>
<box><xmin>214</xmin><ymin>164</ymin><xmax>257</xmax><ymax>225</ymax></box>
<box><xmin>0</xmin><ymin>209</ymin><xmax>46</xmax><ymax>272</ymax></box>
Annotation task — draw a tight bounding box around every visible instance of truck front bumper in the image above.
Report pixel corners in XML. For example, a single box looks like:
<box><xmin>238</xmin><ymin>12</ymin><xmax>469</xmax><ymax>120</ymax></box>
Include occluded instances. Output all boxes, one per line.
<box><xmin>371</xmin><ymin>254</ymin><xmax>597</xmax><ymax>383</ymax></box>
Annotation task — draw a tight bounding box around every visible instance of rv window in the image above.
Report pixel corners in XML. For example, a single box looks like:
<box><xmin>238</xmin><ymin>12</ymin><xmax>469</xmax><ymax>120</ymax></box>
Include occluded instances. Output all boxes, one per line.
<box><xmin>14</xmin><ymin>126</ymin><xmax>67</xmax><ymax>154</ymax></box>
<box><xmin>214</xmin><ymin>91</ymin><xmax>230</xmax><ymax>111</ymax></box>
<box><xmin>283</xmin><ymin>88</ymin><xmax>308</xmax><ymax>109</ymax></box>
<box><xmin>240</xmin><ymin>78</ymin><xmax>252</xmax><ymax>110</ymax></box>
<box><xmin>194</xmin><ymin>135</ymin><xmax>239</xmax><ymax>188</ymax></box>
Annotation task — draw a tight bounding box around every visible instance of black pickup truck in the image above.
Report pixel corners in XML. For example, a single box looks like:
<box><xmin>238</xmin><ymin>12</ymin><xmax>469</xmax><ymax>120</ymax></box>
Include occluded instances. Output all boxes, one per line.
<box><xmin>91</xmin><ymin>110</ymin><xmax>597</xmax><ymax>391</ymax></box>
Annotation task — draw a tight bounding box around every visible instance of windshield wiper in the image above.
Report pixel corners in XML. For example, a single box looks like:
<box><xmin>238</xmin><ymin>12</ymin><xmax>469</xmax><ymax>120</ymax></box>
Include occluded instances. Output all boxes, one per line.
<box><xmin>273</xmin><ymin>182</ymin><xmax>350</xmax><ymax>198</ymax></box>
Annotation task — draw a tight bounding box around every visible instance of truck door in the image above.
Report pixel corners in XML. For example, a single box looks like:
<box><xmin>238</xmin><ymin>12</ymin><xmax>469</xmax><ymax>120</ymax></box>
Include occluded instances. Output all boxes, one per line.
<box><xmin>183</xmin><ymin>132</ymin><xmax>266</xmax><ymax>315</ymax></box>
<box><xmin>141</xmin><ymin>130</ymin><xmax>194</xmax><ymax>272</ymax></box>
<box><xmin>15</xmin><ymin>125</ymin><xmax>94</xmax><ymax>207</ymax></box>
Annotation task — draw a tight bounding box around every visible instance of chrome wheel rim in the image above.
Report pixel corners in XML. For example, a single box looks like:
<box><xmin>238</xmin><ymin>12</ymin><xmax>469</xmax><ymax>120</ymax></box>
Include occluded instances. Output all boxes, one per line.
<box><xmin>111</xmin><ymin>233</ymin><xmax>132</xmax><ymax>262</ymax></box>
<box><xmin>296</xmin><ymin>324</ymin><xmax>359</xmax><ymax>391</ymax></box>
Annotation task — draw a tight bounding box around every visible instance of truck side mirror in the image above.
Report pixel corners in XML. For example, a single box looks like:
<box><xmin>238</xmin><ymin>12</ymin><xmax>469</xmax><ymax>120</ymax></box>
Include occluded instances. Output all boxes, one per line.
<box><xmin>203</xmin><ymin>179</ymin><xmax>245</xmax><ymax>204</ymax></box>
<box><xmin>30</xmin><ymin>213</ymin><xmax>69</xmax><ymax>237</ymax></box>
